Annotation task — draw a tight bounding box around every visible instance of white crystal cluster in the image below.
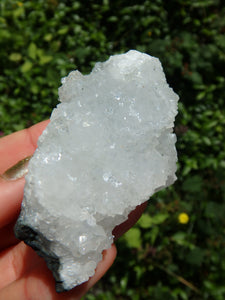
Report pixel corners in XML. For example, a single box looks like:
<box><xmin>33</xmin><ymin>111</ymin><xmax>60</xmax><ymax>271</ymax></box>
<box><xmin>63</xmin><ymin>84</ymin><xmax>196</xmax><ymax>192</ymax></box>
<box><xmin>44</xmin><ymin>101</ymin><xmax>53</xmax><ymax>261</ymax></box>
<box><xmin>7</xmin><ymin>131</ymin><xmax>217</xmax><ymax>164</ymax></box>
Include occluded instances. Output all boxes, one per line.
<box><xmin>17</xmin><ymin>50</ymin><xmax>178</xmax><ymax>291</ymax></box>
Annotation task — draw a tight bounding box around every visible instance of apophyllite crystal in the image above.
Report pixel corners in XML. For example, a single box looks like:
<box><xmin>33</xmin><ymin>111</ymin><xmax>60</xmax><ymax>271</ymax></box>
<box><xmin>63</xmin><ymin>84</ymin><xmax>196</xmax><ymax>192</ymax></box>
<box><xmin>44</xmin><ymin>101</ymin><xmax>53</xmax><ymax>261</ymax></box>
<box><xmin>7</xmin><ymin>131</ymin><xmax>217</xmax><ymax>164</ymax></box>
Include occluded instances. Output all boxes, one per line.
<box><xmin>14</xmin><ymin>50</ymin><xmax>179</xmax><ymax>292</ymax></box>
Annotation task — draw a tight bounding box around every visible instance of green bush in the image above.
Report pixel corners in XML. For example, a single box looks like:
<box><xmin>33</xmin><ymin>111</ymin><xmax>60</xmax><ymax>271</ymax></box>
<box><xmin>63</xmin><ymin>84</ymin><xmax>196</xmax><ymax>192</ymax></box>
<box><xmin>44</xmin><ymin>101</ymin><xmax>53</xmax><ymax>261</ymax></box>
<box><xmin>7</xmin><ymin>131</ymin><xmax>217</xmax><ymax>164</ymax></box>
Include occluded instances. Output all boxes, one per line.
<box><xmin>1</xmin><ymin>1</ymin><xmax>225</xmax><ymax>299</ymax></box>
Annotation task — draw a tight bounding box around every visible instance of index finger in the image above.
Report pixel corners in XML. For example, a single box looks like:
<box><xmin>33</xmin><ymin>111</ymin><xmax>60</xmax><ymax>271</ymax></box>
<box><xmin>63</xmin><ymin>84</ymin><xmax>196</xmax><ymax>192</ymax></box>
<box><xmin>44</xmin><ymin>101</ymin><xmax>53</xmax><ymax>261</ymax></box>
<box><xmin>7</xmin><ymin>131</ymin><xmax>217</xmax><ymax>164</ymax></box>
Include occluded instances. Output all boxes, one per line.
<box><xmin>0</xmin><ymin>120</ymin><xmax>49</xmax><ymax>174</ymax></box>
<box><xmin>0</xmin><ymin>120</ymin><xmax>49</xmax><ymax>227</ymax></box>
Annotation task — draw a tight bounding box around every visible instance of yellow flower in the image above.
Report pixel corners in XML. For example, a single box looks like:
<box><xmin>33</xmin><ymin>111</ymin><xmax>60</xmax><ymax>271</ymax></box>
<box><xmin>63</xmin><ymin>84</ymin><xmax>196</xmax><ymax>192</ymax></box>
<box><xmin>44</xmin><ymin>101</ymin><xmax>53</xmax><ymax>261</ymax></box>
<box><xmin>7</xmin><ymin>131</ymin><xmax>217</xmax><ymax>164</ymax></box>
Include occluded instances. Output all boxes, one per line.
<box><xmin>178</xmin><ymin>212</ymin><xmax>189</xmax><ymax>224</ymax></box>
<box><xmin>17</xmin><ymin>1</ymin><xmax>23</xmax><ymax>6</ymax></box>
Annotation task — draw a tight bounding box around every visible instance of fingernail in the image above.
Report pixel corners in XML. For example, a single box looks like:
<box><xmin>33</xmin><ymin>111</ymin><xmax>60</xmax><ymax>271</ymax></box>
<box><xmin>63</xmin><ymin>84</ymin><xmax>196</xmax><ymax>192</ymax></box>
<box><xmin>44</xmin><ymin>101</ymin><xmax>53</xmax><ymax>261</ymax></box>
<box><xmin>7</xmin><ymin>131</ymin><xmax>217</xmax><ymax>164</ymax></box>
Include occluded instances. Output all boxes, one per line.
<box><xmin>0</xmin><ymin>156</ymin><xmax>32</xmax><ymax>181</ymax></box>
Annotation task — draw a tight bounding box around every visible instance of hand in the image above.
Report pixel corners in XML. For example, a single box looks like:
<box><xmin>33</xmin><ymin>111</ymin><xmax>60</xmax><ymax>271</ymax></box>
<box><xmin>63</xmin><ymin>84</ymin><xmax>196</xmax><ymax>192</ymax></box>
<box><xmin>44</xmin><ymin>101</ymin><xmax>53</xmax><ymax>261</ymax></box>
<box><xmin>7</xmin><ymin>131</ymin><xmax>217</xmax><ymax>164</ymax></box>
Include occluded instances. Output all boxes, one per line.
<box><xmin>0</xmin><ymin>121</ymin><xmax>146</xmax><ymax>299</ymax></box>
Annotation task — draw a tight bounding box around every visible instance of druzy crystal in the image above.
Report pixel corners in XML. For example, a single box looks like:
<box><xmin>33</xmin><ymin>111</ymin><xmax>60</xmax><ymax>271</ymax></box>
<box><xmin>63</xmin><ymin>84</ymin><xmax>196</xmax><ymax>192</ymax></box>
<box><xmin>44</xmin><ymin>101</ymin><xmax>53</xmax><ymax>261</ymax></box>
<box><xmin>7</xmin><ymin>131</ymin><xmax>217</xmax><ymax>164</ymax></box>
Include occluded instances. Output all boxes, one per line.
<box><xmin>14</xmin><ymin>50</ymin><xmax>179</xmax><ymax>292</ymax></box>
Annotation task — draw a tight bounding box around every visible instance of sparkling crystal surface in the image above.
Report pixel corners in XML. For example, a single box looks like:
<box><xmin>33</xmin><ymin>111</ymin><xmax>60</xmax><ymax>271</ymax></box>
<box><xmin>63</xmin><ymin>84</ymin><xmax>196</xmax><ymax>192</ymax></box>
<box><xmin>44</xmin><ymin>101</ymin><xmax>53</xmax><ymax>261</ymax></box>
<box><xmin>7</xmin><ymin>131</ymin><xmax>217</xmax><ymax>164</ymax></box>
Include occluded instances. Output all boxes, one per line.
<box><xmin>15</xmin><ymin>50</ymin><xmax>179</xmax><ymax>292</ymax></box>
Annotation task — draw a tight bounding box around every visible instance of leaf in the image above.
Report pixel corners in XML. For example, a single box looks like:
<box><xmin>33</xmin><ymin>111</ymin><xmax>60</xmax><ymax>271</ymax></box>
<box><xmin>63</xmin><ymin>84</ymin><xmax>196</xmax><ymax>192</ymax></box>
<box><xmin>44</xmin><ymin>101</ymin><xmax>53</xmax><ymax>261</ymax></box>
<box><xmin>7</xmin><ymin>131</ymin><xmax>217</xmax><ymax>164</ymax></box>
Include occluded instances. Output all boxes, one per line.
<box><xmin>186</xmin><ymin>247</ymin><xmax>205</xmax><ymax>266</ymax></box>
<box><xmin>36</xmin><ymin>49</ymin><xmax>44</xmax><ymax>58</ymax></box>
<box><xmin>150</xmin><ymin>226</ymin><xmax>159</xmax><ymax>244</ymax></box>
<box><xmin>138</xmin><ymin>213</ymin><xmax>168</xmax><ymax>229</ymax></box>
<box><xmin>39</xmin><ymin>55</ymin><xmax>53</xmax><ymax>65</ymax></box>
<box><xmin>9</xmin><ymin>53</ymin><xmax>22</xmax><ymax>62</ymax></box>
<box><xmin>151</xmin><ymin>213</ymin><xmax>169</xmax><ymax>225</ymax></box>
<box><xmin>57</xmin><ymin>27</ymin><xmax>69</xmax><ymax>35</ymax></box>
<box><xmin>202</xmin><ymin>136</ymin><xmax>211</xmax><ymax>146</ymax></box>
<box><xmin>28</xmin><ymin>43</ymin><xmax>37</xmax><ymax>60</ymax></box>
<box><xmin>182</xmin><ymin>175</ymin><xmax>203</xmax><ymax>193</ymax></box>
<box><xmin>44</xmin><ymin>33</ymin><xmax>53</xmax><ymax>42</ymax></box>
<box><xmin>138</xmin><ymin>214</ymin><xmax>153</xmax><ymax>228</ymax></box>
<box><xmin>20</xmin><ymin>61</ymin><xmax>33</xmax><ymax>73</ymax></box>
<box><xmin>13</xmin><ymin>7</ymin><xmax>24</xmax><ymax>18</ymax></box>
<box><xmin>172</xmin><ymin>232</ymin><xmax>186</xmax><ymax>243</ymax></box>
<box><xmin>123</xmin><ymin>228</ymin><xmax>142</xmax><ymax>248</ymax></box>
<box><xmin>172</xmin><ymin>232</ymin><xmax>195</xmax><ymax>249</ymax></box>
<box><xmin>31</xmin><ymin>84</ymin><xmax>39</xmax><ymax>94</ymax></box>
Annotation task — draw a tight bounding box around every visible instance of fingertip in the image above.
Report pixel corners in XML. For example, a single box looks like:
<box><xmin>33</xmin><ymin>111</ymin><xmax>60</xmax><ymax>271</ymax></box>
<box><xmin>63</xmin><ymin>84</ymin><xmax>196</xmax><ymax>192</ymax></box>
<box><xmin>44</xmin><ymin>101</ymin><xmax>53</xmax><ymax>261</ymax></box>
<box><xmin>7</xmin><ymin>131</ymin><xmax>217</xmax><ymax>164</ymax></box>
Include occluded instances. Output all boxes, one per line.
<box><xmin>0</xmin><ymin>120</ymin><xmax>49</xmax><ymax>174</ymax></box>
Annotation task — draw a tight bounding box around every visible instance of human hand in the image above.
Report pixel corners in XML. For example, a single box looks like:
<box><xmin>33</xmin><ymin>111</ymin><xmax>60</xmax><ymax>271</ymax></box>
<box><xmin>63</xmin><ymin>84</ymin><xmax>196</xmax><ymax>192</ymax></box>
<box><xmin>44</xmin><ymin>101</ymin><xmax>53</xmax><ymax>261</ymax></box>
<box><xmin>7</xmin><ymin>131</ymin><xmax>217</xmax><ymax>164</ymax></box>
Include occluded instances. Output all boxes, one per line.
<box><xmin>0</xmin><ymin>120</ymin><xmax>146</xmax><ymax>299</ymax></box>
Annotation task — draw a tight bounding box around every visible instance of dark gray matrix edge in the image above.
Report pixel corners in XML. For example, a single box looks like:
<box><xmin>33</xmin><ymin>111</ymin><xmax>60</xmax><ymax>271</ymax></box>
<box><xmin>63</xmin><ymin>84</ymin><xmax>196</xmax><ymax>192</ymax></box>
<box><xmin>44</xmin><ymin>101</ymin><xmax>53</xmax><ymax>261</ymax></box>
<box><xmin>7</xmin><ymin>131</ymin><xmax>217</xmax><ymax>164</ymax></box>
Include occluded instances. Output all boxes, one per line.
<box><xmin>14</xmin><ymin>218</ymin><xmax>68</xmax><ymax>293</ymax></box>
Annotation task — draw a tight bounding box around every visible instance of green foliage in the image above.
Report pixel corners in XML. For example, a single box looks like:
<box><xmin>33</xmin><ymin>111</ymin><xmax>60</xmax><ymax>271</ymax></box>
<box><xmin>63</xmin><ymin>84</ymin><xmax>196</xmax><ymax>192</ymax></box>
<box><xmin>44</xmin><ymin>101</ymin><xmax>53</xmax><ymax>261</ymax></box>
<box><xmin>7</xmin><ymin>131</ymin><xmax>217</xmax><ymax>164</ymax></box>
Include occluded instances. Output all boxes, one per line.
<box><xmin>1</xmin><ymin>0</ymin><xmax>225</xmax><ymax>299</ymax></box>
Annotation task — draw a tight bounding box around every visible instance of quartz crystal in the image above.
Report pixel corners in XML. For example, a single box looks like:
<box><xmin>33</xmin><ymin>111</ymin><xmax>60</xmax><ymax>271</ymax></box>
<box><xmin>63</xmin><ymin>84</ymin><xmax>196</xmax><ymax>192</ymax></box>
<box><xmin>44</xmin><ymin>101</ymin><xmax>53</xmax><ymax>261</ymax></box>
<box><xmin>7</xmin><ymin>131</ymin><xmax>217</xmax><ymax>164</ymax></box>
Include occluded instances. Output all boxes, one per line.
<box><xmin>14</xmin><ymin>50</ymin><xmax>179</xmax><ymax>292</ymax></box>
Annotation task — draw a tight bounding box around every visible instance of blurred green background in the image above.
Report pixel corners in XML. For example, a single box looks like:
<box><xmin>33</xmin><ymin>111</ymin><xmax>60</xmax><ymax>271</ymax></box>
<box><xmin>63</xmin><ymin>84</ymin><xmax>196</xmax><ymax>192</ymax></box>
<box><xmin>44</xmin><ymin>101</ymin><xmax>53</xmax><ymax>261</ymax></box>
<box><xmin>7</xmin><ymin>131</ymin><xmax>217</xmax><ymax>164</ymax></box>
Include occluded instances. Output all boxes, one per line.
<box><xmin>1</xmin><ymin>0</ymin><xmax>225</xmax><ymax>299</ymax></box>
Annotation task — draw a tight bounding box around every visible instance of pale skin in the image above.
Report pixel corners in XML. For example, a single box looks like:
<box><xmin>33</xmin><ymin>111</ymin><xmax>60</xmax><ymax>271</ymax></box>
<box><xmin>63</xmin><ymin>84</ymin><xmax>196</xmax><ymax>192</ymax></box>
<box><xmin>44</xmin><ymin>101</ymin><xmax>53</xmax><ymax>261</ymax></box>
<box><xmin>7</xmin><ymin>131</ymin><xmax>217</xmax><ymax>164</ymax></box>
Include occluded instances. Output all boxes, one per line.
<box><xmin>0</xmin><ymin>120</ymin><xmax>147</xmax><ymax>300</ymax></box>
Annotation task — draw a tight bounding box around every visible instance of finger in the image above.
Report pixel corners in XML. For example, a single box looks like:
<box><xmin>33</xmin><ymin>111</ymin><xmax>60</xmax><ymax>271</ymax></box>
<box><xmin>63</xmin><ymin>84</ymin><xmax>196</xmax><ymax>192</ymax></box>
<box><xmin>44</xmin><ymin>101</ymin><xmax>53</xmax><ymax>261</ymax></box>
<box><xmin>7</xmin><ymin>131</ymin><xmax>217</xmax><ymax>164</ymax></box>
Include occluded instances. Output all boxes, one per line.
<box><xmin>0</xmin><ymin>120</ymin><xmax>49</xmax><ymax>174</ymax></box>
<box><xmin>0</xmin><ymin>244</ymin><xmax>117</xmax><ymax>300</ymax></box>
<box><xmin>0</xmin><ymin>178</ymin><xmax>25</xmax><ymax>228</ymax></box>
<box><xmin>0</xmin><ymin>222</ymin><xmax>20</xmax><ymax>251</ymax></box>
<box><xmin>0</xmin><ymin>121</ymin><xmax>49</xmax><ymax>228</ymax></box>
<box><xmin>0</xmin><ymin>242</ymin><xmax>43</xmax><ymax>290</ymax></box>
<box><xmin>112</xmin><ymin>201</ymin><xmax>148</xmax><ymax>240</ymax></box>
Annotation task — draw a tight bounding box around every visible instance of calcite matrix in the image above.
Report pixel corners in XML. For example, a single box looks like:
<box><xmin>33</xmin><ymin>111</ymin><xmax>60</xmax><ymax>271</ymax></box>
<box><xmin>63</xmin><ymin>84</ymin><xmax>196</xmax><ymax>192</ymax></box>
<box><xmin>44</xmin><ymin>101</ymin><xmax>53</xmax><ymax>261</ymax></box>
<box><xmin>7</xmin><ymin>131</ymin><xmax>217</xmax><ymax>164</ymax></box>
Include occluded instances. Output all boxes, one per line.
<box><xmin>15</xmin><ymin>50</ymin><xmax>179</xmax><ymax>292</ymax></box>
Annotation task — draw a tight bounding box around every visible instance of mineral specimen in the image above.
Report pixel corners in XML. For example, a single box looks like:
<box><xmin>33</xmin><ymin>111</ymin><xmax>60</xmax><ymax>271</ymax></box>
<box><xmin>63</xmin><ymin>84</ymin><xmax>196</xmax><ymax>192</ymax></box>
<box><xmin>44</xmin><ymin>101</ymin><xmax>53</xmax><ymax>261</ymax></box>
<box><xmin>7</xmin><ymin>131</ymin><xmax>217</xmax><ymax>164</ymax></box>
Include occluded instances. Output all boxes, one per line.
<box><xmin>14</xmin><ymin>50</ymin><xmax>179</xmax><ymax>292</ymax></box>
